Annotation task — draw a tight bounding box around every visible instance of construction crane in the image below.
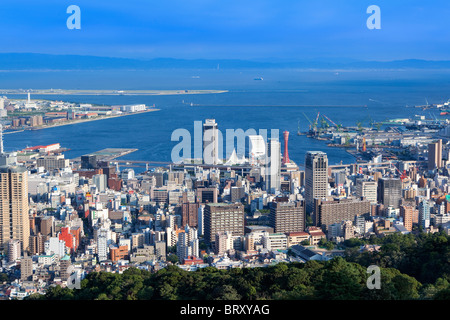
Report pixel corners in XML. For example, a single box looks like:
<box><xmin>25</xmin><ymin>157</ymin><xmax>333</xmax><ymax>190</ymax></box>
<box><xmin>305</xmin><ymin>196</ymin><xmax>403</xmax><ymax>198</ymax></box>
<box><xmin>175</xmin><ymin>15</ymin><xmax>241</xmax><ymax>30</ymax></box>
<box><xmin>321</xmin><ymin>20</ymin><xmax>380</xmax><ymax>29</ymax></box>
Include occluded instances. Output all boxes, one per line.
<box><xmin>303</xmin><ymin>112</ymin><xmax>313</xmax><ymax>128</ymax></box>
<box><xmin>389</xmin><ymin>161</ymin><xmax>407</xmax><ymax>180</ymax></box>
<box><xmin>322</xmin><ymin>114</ymin><xmax>343</xmax><ymax>132</ymax></box>
<box><xmin>315</xmin><ymin>112</ymin><xmax>320</xmax><ymax>127</ymax></box>
<box><xmin>322</xmin><ymin>114</ymin><xmax>338</xmax><ymax>127</ymax></box>
<box><xmin>303</xmin><ymin>112</ymin><xmax>319</xmax><ymax>134</ymax></box>
<box><xmin>319</xmin><ymin>116</ymin><xmax>329</xmax><ymax>129</ymax></box>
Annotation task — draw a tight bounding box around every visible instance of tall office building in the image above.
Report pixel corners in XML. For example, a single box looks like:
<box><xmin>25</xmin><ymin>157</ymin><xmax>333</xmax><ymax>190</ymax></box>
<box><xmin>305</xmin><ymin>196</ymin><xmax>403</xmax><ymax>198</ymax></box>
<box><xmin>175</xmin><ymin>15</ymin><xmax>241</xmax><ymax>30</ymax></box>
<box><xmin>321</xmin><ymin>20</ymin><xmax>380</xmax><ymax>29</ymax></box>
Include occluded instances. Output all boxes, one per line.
<box><xmin>29</xmin><ymin>233</ymin><xmax>46</xmax><ymax>255</ymax></box>
<box><xmin>93</xmin><ymin>174</ymin><xmax>108</xmax><ymax>192</ymax></box>
<box><xmin>181</xmin><ymin>199</ymin><xmax>199</xmax><ymax>228</ymax></box>
<box><xmin>0</xmin><ymin>166</ymin><xmax>30</xmax><ymax>252</ymax></box>
<box><xmin>356</xmin><ymin>179</ymin><xmax>377</xmax><ymax>203</ymax></box>
<box><xmin>248</xmin><ymin>135</ymin><xmax>266</xmax><ymax>164</ymax></box>
<box><xmin>265</xmin><ymin>138</ymin><xmax>281</xmax><ymax>194</ymax></box>
<box><xmin>20</xmin><ymin>253</ymin><xmax>33</xmax><ymax>280</ymax></box>
<box><xmin>177</xmin><ymin>226</ymin><xmax>199</xmax><ymax>262</ymax></box>
<box><xmin>36</xmin><ymin>154</ymin><xmax>70</xmax><ymax>171</ymax></box>
<box><xmin>0</xmin><ymin>152</ymin><xmax>17</xmax><ymax>167</ymax></box>
<box><xmin>400</xmin><ymin>205</ymin><xmax>414</xmax><ymax>231</ymax></box>
<box><xmin>8</xmin><ymin>239</ymin><xmax>21</xmax><ymax>262</ymax></box>
<box><xmin>204</xmin><ymin>203</ymin><xmax>244</xmax><ymax>245</ymax></box>
<box><xmin>305</xmin><ymin>151</ymin><xmax>328</xmax><ymax>215</ymax></box>
<box><xmin>269</xmin><ymin>201</ymin><xmax>305</xmax><ymax>233</ymax></box>
<box><xmin>203</xmin><ymin>119</ymin><xmax>219</xmax><ymax>165</ymax></box>
<box><xmin>418</xmin><ymin>199</ymin><xmax>430</xmax><ymax>229</ymax></box>
<box><xmin>40</xmin><ymin>216</ymin><xmax>54</xmax><ymax>237</ymax></box>
<box><xmin>214</xmin><ymin>231</ymin><xmax>233</xmax><ymax>255</ymax></box>
<box><xmin>377</xmin><ymin>177</ymin><xmax>402</xmax><ymax>209</ymax></box>
<box><xmin>428</xmin><ymin>139</ymin><xmax>443</xmax><ymax>170</ymax></box>
<box><xmin>196</xmin><ymin>187</ymin><xmax>218</xmax><ymax>204</ymax></box>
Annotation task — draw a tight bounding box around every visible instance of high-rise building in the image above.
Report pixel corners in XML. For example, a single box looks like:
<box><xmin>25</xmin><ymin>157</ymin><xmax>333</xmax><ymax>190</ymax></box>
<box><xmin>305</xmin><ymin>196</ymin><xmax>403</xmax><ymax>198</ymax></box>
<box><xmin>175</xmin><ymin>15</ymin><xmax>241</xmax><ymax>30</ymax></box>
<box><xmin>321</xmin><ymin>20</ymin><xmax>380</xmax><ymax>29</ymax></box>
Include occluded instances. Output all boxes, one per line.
<box><xmin>29</xmin><ymin>233</ymin><xmax>46</xmax><ymax>255</ymax></box>
<box><xmin>0</xmin><ymin>166</ymin><xmax>30</xmax><ymax>252</ymax></box>
<box><xmin>40</xmin><ymin>216</ymin><xmax>54</xmax><ymax>237</ymax></box>
<box><xmin>8</xmin><ymin>239</ymin><xmax>21</xmax><ymax>262</ymax></box>
<box><xmin>177</xmin><ymin>225</ymin><xmax>199</xmax><ymax>262</ymax></box>
<box><xmin>197</xmin><ymin>206</ymin><xmax>204</xmax><ymax>236</ymax></box>
<box><xmin>356</xmin><ymin>179</ymin><xmax>377</xmax><ymax>203</ymax></box>
<box><xmin>305</xmin><ymin>151</ymin><xmax>328</xmax><ymax>215</ymax></box>
<box><xmin>428</xmin><ymin>139</ymin><xmax>443</xmax><ymax>170</ymax></box>
<box><xmin>265</xmin><ymin>138</ymin><xmax>281</xmax><ymax>194</ymax></box>
<box><xmin>204</xmin><ymin>203</ymin><xmax>244</xmax><ymax>245</ymax></box>
<box><xmin>418</xmin><ymin>199</ymin><xmax>430</xmax><ymax>229</ymax></box>
<box><xmin>81</xmin><ymin>154</ymin><xmax>98</xmax><ymax>169</ymax></box>
<box><xmin>97</xmin><ymin>233</ymin><xmax>108</xmax><ymax>262</ymax></box>
<box><xmin>44</xmin><ymin>237</ymin><xmax>66</xmax><ymax>258</ymax></box>
<box><xmin>182</xmin><ymin>201</ymin><xmax>200</xmax><ymax>228</ymax></box>
<box><xmin>230</xmin><ymin>186</ymin><xmax>245</xmax><ymax>203</ymax></box>
<box><xmin>269</xmin><ymin>201</ymin><xmax>305</xmax><ymax>233</ymax></box>
<box><xmin>59</xmin><ymin>255</ymin><xmax>73</xmax><ymax>281</ymax></box>
<box><xmin>0</xmin><ymin>152</ymin><xmax>17</xmax><ymax>167</ymax></box>
<box><xmin>93</xmin><ymin>174</ymin><xmax>108</xmax><ymax>192</ymax></box>
<box><xmin>400</xmin><ymin>205</ymin><xmax>414</xmax><ymax>231</ymax></box>
<box><xmin>196</xmin><ymin>187</ymin><xmax>218</xmax><ymax>204</ymax></box>
<box><xmin>203</xmin><ymin>119</ymin><xmax>219</xmax><ymax>165</ymax></box>
<box><xmin>248</xmin><ymin>135</ymin><xmax>266</xmax><ymax>164</ymax></box>
<box><xmin>36</xmin><ymin>155</ymin><xmax>69</xmax><ymax>171</ymax></box>
<box><xmin>214</xmin><ymin>231</ymin><xmax>233</xmax><ymax>255</ymax></box>
<box><xmin>314</xmin><ymin>197</ymin><xmax>371</xmax><ymax>230</ymax></box>
<box><xmin>377</xmin><ymin>177</ymin><xmax>402</xmax><ymax>209</ymax></box>
<box><xmin>20</xmin><ymin>253</ymin><xmax>33</xmax><ymax>281</ymax></box>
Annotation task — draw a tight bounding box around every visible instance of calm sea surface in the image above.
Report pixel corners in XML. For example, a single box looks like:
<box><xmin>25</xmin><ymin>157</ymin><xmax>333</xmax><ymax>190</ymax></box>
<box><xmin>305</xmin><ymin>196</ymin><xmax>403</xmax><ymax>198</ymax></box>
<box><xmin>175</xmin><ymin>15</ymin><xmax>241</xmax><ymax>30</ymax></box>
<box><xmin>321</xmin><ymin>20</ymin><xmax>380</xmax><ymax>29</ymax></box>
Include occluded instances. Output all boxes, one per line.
<box><xmin>2</xmin><ymin>68</ymin><xmax>450</xmax><ymax>167</ymax></box>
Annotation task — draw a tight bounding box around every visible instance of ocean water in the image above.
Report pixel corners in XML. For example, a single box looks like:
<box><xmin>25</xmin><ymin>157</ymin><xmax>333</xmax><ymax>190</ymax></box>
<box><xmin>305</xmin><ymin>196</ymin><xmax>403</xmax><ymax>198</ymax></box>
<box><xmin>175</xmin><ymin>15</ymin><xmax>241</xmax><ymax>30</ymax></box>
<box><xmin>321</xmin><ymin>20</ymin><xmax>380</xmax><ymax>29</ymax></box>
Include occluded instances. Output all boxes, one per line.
<box><xmin>2</xmin><ymin>68</ymin><xmax>450</xmax><ymax>167</ymax></box>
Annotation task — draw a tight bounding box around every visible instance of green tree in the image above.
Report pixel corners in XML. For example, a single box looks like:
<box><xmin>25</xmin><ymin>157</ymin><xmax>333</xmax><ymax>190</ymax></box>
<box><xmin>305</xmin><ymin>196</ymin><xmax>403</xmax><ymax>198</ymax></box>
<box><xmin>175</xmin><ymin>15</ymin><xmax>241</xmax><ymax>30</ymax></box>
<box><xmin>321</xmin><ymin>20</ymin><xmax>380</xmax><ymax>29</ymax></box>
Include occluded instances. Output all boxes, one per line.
<box><xmin>167</xmin><ymin>254</ymin><xmax>179</xmax><ymax>264</ymax></box>
<box><xmin>391</xmin><ymin>274</ymin><xmax>421</xmax><ymax>299</ymax></box>
<box><xmin>316</xmin><ymin>257</ymin><xmax>365</xmax><ymax>300</ymax></box>
<box><xmin>211</xmin><ymin>285</ymin><xmax>241</xmax><ymax>300</ymax></box>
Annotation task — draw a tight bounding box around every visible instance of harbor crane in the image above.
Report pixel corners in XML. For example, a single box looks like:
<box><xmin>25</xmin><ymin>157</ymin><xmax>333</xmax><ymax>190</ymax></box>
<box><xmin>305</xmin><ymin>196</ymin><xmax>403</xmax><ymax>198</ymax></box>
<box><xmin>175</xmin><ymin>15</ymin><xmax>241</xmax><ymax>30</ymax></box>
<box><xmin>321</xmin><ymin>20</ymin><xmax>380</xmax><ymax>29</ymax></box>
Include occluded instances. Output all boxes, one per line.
<box><xmin>322</xmin><ymin>114</ymin><xmax>342</xmax><ymax>132</ymax></box>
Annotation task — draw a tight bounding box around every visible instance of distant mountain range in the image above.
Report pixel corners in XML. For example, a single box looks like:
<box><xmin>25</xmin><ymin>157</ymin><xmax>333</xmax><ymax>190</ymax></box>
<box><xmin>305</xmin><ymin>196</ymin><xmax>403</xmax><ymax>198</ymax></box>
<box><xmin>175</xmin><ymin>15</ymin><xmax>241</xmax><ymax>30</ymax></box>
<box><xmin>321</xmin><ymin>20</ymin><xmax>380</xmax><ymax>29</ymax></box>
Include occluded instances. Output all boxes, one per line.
<box><xmin>1</xmin><ymin>53</ymin><xmax>450</xmax><ymax>70</ymax></box>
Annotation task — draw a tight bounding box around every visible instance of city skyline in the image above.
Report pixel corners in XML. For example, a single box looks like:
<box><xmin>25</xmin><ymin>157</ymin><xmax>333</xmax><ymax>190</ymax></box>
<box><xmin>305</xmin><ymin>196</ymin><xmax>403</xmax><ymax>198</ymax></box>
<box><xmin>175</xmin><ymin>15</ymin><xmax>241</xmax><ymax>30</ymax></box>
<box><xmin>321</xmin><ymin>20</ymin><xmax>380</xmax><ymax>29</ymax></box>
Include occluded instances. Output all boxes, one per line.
<box><xmin>1</xmin><ymin>0</ymin><xmax>450</xmax><ymax>306</ymax></box>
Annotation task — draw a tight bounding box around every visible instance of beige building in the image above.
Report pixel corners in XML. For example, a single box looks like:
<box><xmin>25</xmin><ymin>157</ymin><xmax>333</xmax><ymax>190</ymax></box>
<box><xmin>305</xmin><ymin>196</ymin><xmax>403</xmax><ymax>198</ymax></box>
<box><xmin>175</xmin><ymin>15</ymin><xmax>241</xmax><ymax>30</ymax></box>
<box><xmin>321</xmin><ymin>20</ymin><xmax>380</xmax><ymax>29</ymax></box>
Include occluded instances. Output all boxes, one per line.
<box><xmin>356</xmin><ymin>179</ymin><xmax>377</xmax><ymax>203</ymax></box>
<box><xmin>269</xmin><ymin>200</ymin><xmax>305</xmax><ymax>233</ymax></box>
<box><xmin>305</xmin><ymin>151</ymin><xmax>328</xmax><ymax>215</ymax></box>
<box><xmin>286</xmin><ymin>231</ymin><xmax>310</xmax><ymax>247</ymax></box>
<box><xmin>400</xmin><ymin>205</ymin><xmax>414</xmax><ymax>231</ymax></box>
<box><xmin>306</xmin><ymin>227</ymin><xmax>326</xmax><ymax>245</ymax></box>
<box><xmin>36</xmin><ymin>154</ymin><xmax>69</xmax><ymax>171</ymax></box>
<box><xmin>20</xmin><ymin>253</ymin><xmax>33</xmax><ymax>280</ymax></box>
<box><xmin>428</xmin><ymin>139</ymin><xmax>443</xmax><ymax>170</ymax></box>
<box><xmin>204</xmin><ymin>203</ymin><xmax>244</xmax><ymax>245</ymax></box>
<box><xmin>0</xmin><ymin>166</ymin><xmax>30</xmax><ymax>252</ymax></box>
<box><xmin>314</xmin><ymin>196</ymin><xmax>371</xmax><ymax>231</ymax></box>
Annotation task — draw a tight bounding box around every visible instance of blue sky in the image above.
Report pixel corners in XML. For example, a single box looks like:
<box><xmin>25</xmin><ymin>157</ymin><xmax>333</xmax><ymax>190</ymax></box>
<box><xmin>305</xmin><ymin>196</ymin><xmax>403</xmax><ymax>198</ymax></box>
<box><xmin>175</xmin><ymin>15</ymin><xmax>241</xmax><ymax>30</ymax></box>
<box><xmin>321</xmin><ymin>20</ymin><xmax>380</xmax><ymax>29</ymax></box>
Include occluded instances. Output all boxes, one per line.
<box><xmin>1</xmin><ymin>0</ymin><xmax>449</xmax><ymax>61</ymax></box>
